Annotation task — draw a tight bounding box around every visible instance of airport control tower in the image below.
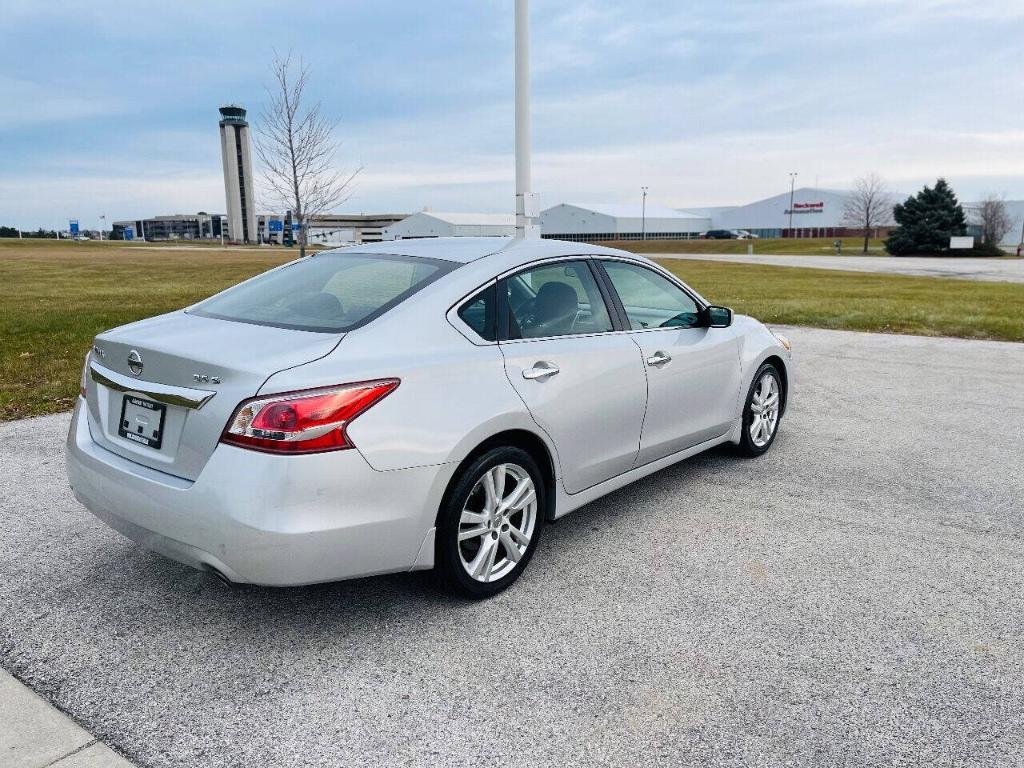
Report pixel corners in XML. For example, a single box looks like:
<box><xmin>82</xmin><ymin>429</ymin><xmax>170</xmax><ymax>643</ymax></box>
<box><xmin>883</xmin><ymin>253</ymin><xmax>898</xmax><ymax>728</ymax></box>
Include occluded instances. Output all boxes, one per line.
<box><xmin>218</xmin><ymin>105</ymin><xmax>258</xmax><ymax>244</ymax></box>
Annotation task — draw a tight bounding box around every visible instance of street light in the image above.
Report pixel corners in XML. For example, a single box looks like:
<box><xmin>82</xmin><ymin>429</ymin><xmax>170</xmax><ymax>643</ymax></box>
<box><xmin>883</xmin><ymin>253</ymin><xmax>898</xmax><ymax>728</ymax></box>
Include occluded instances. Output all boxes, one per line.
<box><xmin>787</xmin><ymin>172</ymin><xmax>798</xmax><ymax>237</ymax></box>
<box><xmin>99</xmin><ymin>214</ymin><xmax>105</xmax><ymax>241</ymax></box>
<box><xmin>641</xmin><ymin>186</ymin><xmax>649</xmax><ymax>241</ymax></box>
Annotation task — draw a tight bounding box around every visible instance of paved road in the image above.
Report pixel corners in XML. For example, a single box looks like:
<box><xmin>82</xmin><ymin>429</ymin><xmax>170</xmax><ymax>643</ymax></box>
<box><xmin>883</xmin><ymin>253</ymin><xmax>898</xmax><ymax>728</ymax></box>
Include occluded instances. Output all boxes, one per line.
<box><xmin>650</xmin><ymin>253</ymin><xmax>1024</xmax><ymax>283</ymax></box>
<box><xmin>1</xmin><ymin>327</ymin><xmax>1022</xmax><ymax>767</ymax></box>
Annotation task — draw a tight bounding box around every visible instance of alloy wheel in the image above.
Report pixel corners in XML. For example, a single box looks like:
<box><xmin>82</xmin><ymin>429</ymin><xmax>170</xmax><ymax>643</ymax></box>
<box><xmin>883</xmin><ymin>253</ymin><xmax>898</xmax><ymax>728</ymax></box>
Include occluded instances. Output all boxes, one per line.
<box><xmin>458</xmin><ymin>463</ymin><xmax>538</xmax><ymax>583</ymax></box>
<box><xmin>749</xmin><ymin>372</ymin><xmax>781</xmax><ymax>448</ymax></box>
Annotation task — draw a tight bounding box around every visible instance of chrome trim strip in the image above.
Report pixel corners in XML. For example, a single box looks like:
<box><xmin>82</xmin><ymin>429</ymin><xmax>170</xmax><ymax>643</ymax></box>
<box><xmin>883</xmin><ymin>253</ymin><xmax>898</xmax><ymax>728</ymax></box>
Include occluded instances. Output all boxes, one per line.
<box><xmin>89</xmin><ymin>362</ymin><xmax>216</xmax><ymax>410</ymax></box>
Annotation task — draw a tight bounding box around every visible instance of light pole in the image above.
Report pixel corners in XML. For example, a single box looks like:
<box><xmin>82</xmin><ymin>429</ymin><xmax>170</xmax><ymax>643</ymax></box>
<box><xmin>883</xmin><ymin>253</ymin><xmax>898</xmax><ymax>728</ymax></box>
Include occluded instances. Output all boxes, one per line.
<box><xmin>99</xmin><ymin>214</ymin><xmax>105</xmax><ymax>241</ymax></box>
<box><xmin>787</xmin><ymin>172</ymin><xmax>798</xmax><ymax>237</ymax></box>
<box><xmin>514</xmin><ymin>0</ymin><xmax>538</xmax><ymax>238</ymax></box>
<box><xmin>641</xmin><ymin>186</ymin><xmax>648</xmax><ymax>241</ymax></box>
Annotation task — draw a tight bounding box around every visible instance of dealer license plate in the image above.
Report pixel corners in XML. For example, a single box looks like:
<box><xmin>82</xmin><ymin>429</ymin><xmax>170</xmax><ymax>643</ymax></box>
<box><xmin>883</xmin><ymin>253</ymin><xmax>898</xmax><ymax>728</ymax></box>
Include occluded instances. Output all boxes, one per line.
<box><xmin>118</xmin><ymin>395</ymin><xmax>166</xmax><ymax>450</ymax></box>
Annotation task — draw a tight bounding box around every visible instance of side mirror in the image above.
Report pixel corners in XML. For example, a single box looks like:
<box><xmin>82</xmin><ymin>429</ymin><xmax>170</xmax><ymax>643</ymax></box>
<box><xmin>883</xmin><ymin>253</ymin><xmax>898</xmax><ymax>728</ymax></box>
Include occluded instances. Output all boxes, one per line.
<box><xmin>704</xmin><ymin>305</ymin><xmax>733</xmax><ymax>328</ymax></box>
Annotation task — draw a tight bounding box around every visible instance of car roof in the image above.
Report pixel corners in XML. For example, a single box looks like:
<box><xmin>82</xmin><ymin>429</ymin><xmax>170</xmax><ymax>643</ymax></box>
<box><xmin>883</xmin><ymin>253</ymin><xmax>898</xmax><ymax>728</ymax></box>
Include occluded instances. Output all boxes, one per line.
<box><xmin>331</xmin><ymin>236</ymin><xmax>636</xmax><ymax>265</ymax></box>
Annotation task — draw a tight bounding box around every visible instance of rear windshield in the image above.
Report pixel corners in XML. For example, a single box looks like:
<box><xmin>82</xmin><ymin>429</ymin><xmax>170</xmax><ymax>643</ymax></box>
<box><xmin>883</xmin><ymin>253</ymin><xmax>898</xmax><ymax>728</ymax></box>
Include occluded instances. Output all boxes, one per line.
<box><xmin>189</xmin><ymin>252</ymin><xmax>455</xmax><ymax>333</ymax></box>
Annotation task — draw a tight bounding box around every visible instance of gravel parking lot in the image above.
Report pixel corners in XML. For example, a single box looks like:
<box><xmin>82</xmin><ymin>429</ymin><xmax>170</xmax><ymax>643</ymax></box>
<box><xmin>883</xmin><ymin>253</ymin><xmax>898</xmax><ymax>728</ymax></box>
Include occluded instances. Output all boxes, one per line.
<box><xmin>1</xmin><ymin>326</ymin><xmax>1022</xmax><ymax>767</ymax></box>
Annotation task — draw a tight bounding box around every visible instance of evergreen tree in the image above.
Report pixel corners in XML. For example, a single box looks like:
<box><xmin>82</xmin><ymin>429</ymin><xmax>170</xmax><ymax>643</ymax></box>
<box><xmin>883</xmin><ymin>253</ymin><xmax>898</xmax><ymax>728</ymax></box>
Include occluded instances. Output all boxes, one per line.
<box><xmin>885</xmin><ymin>178</ymin><xmax>967</xmax><ymax>255</ymax></box>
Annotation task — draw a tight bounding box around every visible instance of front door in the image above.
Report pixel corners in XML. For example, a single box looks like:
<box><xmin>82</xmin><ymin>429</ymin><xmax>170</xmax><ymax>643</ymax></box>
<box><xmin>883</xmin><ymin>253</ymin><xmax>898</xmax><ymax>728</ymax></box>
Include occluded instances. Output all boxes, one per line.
<box><xmin>598</xmin><ymin>259</ymin><xmax>742</xmax><ymax>465</ymax></box>
<box><xmin>499</xmin><ymin>260</ymin><xmax>648</xmax><ymax>494</ymax></box>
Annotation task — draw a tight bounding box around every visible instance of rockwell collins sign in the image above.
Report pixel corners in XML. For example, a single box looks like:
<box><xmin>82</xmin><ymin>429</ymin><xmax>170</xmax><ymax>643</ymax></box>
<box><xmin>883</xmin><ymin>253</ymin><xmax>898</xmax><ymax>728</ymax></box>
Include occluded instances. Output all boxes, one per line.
<box><xmin>785</xmin><ymin>201</ymin><xmax>825</xmax><ymax>215</ymax></box>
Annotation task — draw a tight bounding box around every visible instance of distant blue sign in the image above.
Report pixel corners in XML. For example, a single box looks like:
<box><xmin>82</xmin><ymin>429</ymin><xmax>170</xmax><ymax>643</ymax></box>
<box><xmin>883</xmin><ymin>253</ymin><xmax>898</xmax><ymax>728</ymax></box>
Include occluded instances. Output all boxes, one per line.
<box><xmin>268</xmin><ymin>220</ymin><xmax>284</xmax><ymax>232</ymax></box>
<box><xmin>291</xmin><ymin>222</ymin><xmax>302</xmax><ymax>230</ymax></box>
<box><xmin>69</xmin><ymin>219</ymin><xmax>79</xmax><ymax>235</ymax></box>
<box><xmin>123</xmin><ymin>227</ymin><xmax>134</xmax><ymax>241</ymax></box>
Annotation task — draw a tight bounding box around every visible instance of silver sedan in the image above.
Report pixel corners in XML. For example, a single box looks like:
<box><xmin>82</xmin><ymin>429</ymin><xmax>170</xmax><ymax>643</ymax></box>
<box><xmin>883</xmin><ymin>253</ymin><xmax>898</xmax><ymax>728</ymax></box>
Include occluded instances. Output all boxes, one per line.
<box><xmin>67</xmin><ymin>237</ymin><xmax>792</xmax><ymax>597</ymax></box>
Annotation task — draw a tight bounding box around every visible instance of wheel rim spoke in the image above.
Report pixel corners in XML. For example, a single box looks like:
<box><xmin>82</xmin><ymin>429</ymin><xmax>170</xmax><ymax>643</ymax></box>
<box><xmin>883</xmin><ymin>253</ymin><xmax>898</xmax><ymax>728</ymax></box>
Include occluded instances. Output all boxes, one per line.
<box><xmin>499</xmin><ymin>481</ymin><xmax>532</xmax><ymax>513</ymax></box>
<box><xmin>499</xmin><ymin>531</ymin><xmax>522</xmax><ymax>563</ymax></box>
<box><xmin>507</xmin><ymin>523</ymin><xmax>530</xmax><ymax>547</ymax></box>
<box><xmin>459</xmin><ymin>525</ymin><xmax>489</xmax><ymax>542</ymax></box>
<box><xmin>481</xmin><ymin>466</ymin><xmax>503</xmax><ymax>513</ymax></box>
<box><xmin>470</xmin><ymin>536</ymin><xmax>499</xmax><ymax>579</ymax></box>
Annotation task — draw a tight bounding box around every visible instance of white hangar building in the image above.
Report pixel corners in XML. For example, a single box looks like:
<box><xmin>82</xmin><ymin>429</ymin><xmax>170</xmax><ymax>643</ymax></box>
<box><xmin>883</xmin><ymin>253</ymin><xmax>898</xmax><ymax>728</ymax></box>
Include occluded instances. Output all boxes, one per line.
<box><xmin>384</xmin><ymin>211</ymin><xmax>516</xmax><ymax>240</ymax></box>
<box><xmin>540</xmin><ymin>203</ymin><xmax>710</xmax><ymax>241</ymax></box>
<box><xmin>708</xmin><ymin>187</ymin><xmax>865</xmax><ymax>239</ymax></box>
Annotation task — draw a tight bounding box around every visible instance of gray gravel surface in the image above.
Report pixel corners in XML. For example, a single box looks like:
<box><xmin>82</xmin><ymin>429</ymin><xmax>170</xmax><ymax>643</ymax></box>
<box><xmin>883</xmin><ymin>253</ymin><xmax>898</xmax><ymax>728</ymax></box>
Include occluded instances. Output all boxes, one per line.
<box><xmin>1</xmin><ymin>326</ymin><xmax>1022</xmax><ymax>767</ymax></box>
<box><xmin>651</xmin><ymin>253</ymin><xmax>1024</xmax><ymax>283</ymax></box>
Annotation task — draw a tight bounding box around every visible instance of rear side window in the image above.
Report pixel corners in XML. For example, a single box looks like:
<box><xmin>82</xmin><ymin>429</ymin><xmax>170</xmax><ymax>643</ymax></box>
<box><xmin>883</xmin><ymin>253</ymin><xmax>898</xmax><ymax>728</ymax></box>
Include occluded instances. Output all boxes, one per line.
<box><xmin>457</xmin><ymin>284</ymin><xmax>497</xmax><ymax>342</ymax></box>
<box><xmin>190</xmin><ymin>252</ymin><xmax>453</xmax><ymax>333</ymax></box>
<box><xmin>505</xmin><ymin>260</ymin><xmax>614</xmax><ymax>339</ymax></box>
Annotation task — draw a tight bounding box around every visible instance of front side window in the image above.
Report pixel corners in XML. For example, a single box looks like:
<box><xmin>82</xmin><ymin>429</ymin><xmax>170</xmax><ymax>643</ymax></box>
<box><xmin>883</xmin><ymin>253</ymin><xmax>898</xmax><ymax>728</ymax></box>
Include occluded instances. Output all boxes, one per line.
<box><xmin>505</xmin><ymin>261</ymin><xmax>613</xmax><ymax>339</ymax></box>
<box><xmin>190</xmin><ymin>252</ymin><xmax>452</xmax><ymax>333</ymax></box>
<box><xmin>601</xmin><ymin>260</ymin><xmax>701</xmax><ymax>330</ymax></box>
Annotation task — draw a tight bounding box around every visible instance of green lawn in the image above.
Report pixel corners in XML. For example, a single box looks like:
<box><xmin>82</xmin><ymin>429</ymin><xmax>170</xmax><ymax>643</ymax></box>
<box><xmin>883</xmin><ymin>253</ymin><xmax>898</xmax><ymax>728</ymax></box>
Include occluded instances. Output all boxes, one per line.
<box><xmin>2</xmin><ymin>239</ymin><xmax>1022</xmax><ymax>421</ymax></box>
<box><xmin>656</xmin><ymin>258</ymin><xmax>1024</xmax><ymax>341</ymax></box>
<box><xmin>1</xmin><ymin>240</ymin><xmax>294</xmax><ymax>420</ymax></box>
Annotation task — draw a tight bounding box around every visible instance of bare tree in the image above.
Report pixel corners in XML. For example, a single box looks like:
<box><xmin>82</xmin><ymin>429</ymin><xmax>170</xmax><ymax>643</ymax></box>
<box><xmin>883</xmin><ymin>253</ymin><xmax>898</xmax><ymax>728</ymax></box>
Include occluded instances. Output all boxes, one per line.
<box><xmin>973</xmin><ymin>193</ymin><xmax>1012</xmax><ymax>249</ymax></box>
<box><xmin>842</xmin><ymin>173</ymin><xmax>895</xmax><ymax>254</ymax></box>
<box><xmin>255</xmin><ymin>51</ymin><xmax>361</xmax><ymax>257</ymax></box>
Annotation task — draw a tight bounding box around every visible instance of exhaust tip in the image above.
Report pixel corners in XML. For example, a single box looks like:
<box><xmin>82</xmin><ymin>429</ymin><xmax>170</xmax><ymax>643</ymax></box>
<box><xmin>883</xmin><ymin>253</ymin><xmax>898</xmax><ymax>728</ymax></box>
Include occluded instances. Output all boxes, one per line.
<box><xmin>204</xmin><ymin>565</ymin><xmax>235</xmax><ymax>588</ymax></box>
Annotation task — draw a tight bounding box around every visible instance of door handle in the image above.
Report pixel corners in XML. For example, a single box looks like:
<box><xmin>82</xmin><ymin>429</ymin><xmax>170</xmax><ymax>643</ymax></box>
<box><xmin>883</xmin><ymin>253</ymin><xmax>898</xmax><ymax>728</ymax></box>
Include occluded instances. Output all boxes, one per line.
<box><xmin>646</xmin><ymin>351</ymin><xmax>672</xmax><ymax>367</ymax></box>
<box><xmin>522</xmin><ymin>362</ymin><xmax>560</xmax><ymax>381</ymax></box>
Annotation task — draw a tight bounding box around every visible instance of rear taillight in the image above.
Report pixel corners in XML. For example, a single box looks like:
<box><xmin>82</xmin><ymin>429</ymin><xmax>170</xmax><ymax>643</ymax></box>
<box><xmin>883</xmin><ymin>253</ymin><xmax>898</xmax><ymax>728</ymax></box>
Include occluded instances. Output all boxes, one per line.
<box><xmin>221</xmin><ymin>379</ymin><xmax>399</xmax><ymax>454</ymax></box>
<box><xmin>79</xmin><ymin>351</ymin><xmax>91</xmax><ymax>398</ymax></box>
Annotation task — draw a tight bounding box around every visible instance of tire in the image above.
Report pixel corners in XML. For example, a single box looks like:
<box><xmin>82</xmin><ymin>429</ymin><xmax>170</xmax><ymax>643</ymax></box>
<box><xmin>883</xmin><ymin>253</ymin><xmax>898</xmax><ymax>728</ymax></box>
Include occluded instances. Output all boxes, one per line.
<box><xmin>735</xmin><ymin>363</ymin><xmax>784</xmax><ymax>457</ymax></box>
<box><xmin>435</xmin><ymin>446</ymin><xmax>545</xmax><ymax>599</ymax></box>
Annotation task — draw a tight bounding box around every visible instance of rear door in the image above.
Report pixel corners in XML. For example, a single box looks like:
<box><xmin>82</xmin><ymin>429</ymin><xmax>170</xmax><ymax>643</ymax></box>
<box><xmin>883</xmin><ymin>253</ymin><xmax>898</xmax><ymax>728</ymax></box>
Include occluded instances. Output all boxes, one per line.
<box><xmin>597</xmin><ymin>259</ymin><xmax>742</xmax><ymax>465</ymax></box>
<box><xmin>497</xmin><ymin>259</ymin><xmax>647</xmax><ymax>494</ymax></box>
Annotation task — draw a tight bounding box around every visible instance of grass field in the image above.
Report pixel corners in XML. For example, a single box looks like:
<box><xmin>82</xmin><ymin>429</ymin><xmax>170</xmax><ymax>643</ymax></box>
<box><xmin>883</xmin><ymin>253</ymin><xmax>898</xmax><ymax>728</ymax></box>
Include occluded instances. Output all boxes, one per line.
<box><xmin>3</xmin><ymin>238</ymin><xmax>1023</xmax><ymax>420</ymax></box>
<box><xmin>654</xmin><ymin>258</ymin><xmax>1024</xmax><ymax>340</ymax></box>
<box><xmin>1</xmin><ymin>240</ymin><xmax>293</xmax><ymax>420</ymax></box>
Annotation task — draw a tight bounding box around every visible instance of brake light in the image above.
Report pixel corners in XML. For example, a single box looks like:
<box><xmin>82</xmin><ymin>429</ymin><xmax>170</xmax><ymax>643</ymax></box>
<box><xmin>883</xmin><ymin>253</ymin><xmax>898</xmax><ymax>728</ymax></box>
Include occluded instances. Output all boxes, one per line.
<box><xmin>221</xmin><ymin>380</ymin><xmax>399</xmax><ymax>454</ymax></box>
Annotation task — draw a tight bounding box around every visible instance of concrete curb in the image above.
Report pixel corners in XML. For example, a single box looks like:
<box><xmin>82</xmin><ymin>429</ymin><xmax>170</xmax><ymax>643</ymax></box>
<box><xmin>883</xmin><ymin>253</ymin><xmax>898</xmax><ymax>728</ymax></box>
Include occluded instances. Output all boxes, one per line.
<box><xmin>1</xmin><ymin>669</ymin><xmax>135</xmax><ymax>767</ymax></box>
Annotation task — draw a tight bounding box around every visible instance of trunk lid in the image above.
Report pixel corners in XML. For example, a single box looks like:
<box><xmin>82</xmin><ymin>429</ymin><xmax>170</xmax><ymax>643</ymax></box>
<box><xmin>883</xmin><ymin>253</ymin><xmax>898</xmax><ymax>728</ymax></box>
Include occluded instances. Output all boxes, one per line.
<box><xmin>85</xmin><ymin>310</ymin><xmax>342</xmax><ymax>480</ymax></box>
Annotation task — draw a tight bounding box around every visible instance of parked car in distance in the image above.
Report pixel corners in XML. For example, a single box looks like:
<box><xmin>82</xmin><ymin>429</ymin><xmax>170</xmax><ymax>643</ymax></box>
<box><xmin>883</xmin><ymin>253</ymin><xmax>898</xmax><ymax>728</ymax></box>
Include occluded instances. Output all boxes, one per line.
<box><xmin>735</xmin><ymin>230</ymin><xmax>759</xmax><ymax>240</ymax></box>
<box><xmin>704</xmin><ymin>229</ymin><xmax>738</xmax><ymax>240</ymax></box>
<box><xmin>67</xmin><ymin>237</ymin><xmax>793</xmax><ymax>598</ymax></box>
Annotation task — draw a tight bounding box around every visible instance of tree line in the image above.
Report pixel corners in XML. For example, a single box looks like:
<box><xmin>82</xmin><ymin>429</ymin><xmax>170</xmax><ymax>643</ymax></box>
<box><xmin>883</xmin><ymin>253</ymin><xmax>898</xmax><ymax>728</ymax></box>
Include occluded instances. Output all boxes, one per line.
<box><xmin>0</xmin><ymin>227</ymin><xmax>61</xmax><ymax>238</ymax></box>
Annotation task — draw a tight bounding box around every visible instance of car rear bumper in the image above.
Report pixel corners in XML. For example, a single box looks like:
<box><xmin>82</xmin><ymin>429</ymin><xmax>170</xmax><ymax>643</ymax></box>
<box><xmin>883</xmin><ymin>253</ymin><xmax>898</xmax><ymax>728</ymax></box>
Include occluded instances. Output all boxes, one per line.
<box><xmin>66</xmin><ymin>399</ymin><xmax>452</xmax><ymax>586</ymax></box>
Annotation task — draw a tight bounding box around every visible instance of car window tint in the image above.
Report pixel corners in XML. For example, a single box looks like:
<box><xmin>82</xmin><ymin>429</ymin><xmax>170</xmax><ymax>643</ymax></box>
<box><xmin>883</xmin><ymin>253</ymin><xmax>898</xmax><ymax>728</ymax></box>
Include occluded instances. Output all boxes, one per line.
<box><xmin>457</xmin><ymin>284</ymin><xmax>496</xmax><ymax>341</ymax></box>
<box><xmin>189</xmin><ymin>252</ymin><xmax>450</xmax><ymax>333</ymax></box>
<box><xmin>505</xmin><ymin>261</ymin><xmax>613</xmax><ymax>339</ymax></box>
<box><xmin>601</xmin><ymin>261</ymin><xmax>700</xmax><ymax>330</ymax></box>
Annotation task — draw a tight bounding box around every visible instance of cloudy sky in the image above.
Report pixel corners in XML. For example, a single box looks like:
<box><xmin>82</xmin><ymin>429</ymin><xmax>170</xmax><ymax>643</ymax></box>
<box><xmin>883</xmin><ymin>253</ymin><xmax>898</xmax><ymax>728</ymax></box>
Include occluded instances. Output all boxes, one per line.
<box><xmin>2</xmin><ymin>0</ymin><xmax>1023</xmax><ymax>229</ymax></box>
